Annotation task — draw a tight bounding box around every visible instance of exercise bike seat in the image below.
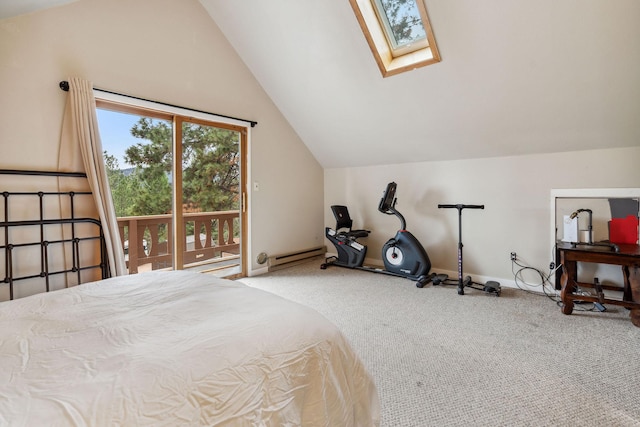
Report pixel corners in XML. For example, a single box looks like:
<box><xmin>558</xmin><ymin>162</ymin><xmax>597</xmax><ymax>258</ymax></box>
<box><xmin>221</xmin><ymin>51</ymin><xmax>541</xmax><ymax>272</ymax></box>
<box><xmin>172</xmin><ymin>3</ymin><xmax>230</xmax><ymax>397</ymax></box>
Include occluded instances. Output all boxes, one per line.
<box><xmin>331</xmin><ymin>205</ymin><xmax>370</xmax><ymax>239</ymax></box>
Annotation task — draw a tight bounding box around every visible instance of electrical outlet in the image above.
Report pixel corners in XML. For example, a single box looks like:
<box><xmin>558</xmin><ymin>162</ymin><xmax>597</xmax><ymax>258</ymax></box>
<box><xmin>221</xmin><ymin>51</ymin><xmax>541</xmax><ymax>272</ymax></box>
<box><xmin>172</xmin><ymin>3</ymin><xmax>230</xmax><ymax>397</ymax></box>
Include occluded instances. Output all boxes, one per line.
<box><xmin>510</xmin><ymin>252</ymin><xmax>517</xmax><ymax>261</ymax></box>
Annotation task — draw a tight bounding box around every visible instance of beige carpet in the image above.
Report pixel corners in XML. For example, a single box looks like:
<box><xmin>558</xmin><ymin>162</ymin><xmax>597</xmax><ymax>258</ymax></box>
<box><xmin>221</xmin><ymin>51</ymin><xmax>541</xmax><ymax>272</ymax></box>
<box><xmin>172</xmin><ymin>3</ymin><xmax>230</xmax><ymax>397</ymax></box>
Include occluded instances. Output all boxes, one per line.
<box><xmin>240</xmin><ymin>259</ymin><xmax>640</xmax><ymax>427</ymax></box>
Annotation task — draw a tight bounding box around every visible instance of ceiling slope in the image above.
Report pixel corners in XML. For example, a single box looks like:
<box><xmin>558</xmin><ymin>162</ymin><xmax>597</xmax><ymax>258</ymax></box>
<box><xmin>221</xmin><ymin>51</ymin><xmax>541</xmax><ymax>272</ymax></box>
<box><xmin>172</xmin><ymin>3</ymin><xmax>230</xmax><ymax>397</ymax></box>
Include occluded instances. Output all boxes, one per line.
<box><xmin>200</xmin><ymin>0</ymin><xmax>640</xmax><ymax>168</ymax></box>
<box><xmin>2</xmin><ymin>0</ymin><xmax>639</xmax><ymax>168</ymax></box>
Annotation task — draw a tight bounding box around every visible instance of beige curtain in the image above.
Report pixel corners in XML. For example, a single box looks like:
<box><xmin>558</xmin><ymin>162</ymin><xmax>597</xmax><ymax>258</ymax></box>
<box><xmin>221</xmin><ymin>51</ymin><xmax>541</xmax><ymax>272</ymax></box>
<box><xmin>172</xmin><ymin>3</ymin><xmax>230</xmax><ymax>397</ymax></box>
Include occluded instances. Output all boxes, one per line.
<box><xmin>58</xmin><ymin>77</ymin><xmax>127</xmax><ymax>277</ymax></box>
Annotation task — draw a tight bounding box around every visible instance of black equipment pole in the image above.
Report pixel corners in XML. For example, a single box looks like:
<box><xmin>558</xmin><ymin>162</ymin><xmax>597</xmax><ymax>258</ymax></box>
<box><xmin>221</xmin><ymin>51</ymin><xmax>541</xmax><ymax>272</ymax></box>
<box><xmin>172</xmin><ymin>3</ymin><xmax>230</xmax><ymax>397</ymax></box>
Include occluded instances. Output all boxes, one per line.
<box><xmin>0</xmin><ymin>169</ymin><xmax>86</xmax><ymax>178</ymax></box>
<box><xmin>438</xmin><ymin>204</ymin><xmax>484</xmax><ymax>295</ymax></box>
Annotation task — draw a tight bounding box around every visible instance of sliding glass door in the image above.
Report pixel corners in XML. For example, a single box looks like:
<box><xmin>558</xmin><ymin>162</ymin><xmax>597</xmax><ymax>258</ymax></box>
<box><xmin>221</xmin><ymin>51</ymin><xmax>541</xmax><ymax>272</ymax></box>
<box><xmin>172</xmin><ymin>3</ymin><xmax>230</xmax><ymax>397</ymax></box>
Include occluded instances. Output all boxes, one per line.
<box><xmin>96</xmin><ymin>101</ymin><xmax>247</xmax><ymax>277</ymax></box>
<box><xmin>176</xmin><ymin>118</ymin><xmax>244</xmax><ymax>276</ymax></box>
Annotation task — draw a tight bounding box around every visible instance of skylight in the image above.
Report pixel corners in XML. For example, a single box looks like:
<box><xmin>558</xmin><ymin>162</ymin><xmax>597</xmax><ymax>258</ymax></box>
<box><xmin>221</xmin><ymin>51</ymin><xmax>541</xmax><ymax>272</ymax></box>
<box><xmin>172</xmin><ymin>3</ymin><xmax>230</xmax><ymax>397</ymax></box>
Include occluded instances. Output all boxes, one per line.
<box><xmin>372</xmin><ymin>0</ymin><xmax>427</xmax><ymax>56</ymax></box>
<box><xmin>350</xmin><ymin>0</ymin><xmax>440</xmax><ymax>77</ymax></box>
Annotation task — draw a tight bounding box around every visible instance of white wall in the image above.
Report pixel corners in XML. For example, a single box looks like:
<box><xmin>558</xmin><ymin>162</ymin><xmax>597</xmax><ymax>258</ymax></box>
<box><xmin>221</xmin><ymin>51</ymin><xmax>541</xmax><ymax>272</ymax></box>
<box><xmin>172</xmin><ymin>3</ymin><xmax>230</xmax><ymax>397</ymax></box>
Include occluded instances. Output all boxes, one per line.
<box><xmin>0</xmin><ymin>0</ymin><xmax>324</xmax><ymax>273</ymax></box>
<box><xmin>325</xmin><ymin>147</ymin><xmax>640</xmax><ymax>289</ymax></box>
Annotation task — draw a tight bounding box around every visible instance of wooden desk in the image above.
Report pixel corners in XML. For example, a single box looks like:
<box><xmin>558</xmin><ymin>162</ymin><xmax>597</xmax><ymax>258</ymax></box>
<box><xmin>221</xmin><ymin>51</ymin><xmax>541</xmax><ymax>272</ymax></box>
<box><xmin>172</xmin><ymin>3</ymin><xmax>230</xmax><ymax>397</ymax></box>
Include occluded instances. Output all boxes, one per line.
<box><xmin>557</xmin><ymin>242</ymin><xmax>640</xmax><ymax>327</ymax></box>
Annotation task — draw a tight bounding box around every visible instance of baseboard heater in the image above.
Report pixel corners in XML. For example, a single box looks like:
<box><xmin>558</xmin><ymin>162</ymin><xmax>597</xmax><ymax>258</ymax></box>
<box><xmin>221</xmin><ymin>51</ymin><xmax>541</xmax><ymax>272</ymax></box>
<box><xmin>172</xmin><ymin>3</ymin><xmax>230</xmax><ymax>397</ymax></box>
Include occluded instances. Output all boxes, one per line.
<box><xmin>268</xmin><ymin>246</ymin><xmax>326</xmax><ymax>271</ymax></box>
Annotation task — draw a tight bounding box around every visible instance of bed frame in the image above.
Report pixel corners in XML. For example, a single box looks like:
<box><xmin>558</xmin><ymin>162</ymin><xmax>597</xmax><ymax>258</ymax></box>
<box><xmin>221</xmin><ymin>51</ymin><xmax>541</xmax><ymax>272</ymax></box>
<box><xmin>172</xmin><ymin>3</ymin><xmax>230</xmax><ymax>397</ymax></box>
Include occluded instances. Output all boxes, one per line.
<box><xmin>1</xmin><ymin>169</ymin><xmax>110</xmax><ymax>300</ymax></box>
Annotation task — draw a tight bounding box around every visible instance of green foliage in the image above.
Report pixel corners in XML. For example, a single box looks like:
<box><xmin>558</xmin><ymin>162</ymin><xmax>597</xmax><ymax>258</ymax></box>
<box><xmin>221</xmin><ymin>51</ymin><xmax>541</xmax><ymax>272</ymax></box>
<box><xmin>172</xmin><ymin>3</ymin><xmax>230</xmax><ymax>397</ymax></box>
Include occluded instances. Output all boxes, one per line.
<box><xmin>124</xmin><ymin>118</ymin><xmax>173</xmax><ymax>216</ymax></box>
<box><xmin>380</xmin><ymin>0</ymin><xmax>425</xmax><ymax>45</ymax></box>
<box><xmin>104</xmin><ymin>153</ymin><xmax>144</xmax><ymax>217</ymax></box>
<box><xmin>181</xmin><ymin>122</ymin><xmax>240</xmax><ymax>212</ymax></box>
<box><xmin>104</xmin><ymin>117</ymin><xmax>240</xmax><ymax>217</ymax></box>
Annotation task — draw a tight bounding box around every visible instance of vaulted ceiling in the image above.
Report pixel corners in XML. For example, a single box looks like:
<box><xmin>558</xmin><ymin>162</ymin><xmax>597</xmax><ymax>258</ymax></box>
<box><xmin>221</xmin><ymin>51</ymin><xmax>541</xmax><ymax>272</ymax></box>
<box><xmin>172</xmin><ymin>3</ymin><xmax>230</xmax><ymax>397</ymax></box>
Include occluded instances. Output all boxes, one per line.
<box><xmin>3</xmin><ymin>0</ymin><xmax>640</xmax><ymax>168</ymax></box>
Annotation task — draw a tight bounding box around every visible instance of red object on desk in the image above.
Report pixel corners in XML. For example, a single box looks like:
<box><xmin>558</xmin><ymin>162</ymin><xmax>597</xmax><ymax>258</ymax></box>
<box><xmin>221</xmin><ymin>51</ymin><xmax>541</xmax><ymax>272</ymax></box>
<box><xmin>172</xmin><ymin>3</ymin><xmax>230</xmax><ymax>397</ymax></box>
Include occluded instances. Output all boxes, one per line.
<box><xmin>610</xmin><ymin>215</ymin><xmax>639</xmax><ymax>244</ymax></box>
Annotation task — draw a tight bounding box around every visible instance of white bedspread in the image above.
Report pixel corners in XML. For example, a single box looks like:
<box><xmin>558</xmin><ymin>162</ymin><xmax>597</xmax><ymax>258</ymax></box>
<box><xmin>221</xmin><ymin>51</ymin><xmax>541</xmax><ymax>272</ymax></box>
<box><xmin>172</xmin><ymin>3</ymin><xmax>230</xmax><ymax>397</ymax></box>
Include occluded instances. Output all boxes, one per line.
<box><xmin>0</xmin><ymin>270</ymin><xmax>379</xmax><ymax>426</ymax></box>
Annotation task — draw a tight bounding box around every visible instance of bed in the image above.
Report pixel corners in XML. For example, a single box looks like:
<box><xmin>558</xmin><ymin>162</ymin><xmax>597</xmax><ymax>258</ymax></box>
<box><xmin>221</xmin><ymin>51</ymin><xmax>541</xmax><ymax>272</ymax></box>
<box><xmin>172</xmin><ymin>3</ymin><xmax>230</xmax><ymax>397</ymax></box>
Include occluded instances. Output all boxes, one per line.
<box><xmin>1</xmin><ymin>169</ymin><xmax>109</xmax><ymax>301</ymax></box>
<box><xmin>0</xmin><ymin>170</ymin><xmax>379</xmax><ymax>426</ymax></box>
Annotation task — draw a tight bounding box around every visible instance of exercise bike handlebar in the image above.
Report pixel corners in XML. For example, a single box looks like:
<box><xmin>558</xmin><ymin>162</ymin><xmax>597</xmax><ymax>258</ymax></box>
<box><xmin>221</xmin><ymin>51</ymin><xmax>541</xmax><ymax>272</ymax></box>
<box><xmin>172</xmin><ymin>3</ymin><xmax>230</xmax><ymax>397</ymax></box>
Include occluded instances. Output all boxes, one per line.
<box><xmin>378</xmin><ymin>182</ymin><xmax>408</xmax><ymax>230</ymax></box>
<box><xmin>438</xmin><ymin>204</ymin><xmax>484</xmax><ymax>210</ymax></box>
<box><xmin>385</xmin><ymin>206</ymin><xmax>406</xmax><ymax>230</ymax></box>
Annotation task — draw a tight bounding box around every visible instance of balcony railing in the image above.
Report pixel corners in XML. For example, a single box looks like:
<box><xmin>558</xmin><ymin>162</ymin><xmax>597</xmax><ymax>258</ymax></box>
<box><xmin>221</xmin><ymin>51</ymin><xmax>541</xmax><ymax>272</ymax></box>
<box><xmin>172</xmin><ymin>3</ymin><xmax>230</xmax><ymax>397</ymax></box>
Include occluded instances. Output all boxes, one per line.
<box><xmin>117</xmin><ymin>211</ymin><xmax>240</xmax><ymax>273</ymax></box>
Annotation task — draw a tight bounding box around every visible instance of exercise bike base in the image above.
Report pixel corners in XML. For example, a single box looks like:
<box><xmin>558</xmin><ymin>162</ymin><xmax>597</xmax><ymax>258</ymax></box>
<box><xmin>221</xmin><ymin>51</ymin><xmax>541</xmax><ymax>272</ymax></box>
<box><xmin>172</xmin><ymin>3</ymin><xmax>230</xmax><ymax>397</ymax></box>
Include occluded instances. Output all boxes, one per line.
<box><xmin>321</xmin><ymin>257</ymin><xmax>434</xmax><ymax>287</ymax></box>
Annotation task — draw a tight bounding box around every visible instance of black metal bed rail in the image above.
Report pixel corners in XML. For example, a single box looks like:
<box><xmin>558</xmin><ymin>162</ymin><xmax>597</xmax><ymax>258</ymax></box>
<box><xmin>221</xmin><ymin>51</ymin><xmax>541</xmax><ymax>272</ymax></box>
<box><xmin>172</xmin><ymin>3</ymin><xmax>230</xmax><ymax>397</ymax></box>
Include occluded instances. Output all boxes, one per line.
<box><xmin>0</xmin><ymin>169</ymin><xmax>109</xmax><ymax>300</ymax></box>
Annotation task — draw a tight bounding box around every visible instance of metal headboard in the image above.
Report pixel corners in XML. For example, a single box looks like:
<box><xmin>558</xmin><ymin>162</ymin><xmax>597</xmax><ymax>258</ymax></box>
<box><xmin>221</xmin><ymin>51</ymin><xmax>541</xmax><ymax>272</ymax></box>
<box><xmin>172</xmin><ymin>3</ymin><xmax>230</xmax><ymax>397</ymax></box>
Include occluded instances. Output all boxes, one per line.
<box><xmin>1</xmin><ymin>169</ymin><xmax>110</xmax><ymax>300</ymax></box>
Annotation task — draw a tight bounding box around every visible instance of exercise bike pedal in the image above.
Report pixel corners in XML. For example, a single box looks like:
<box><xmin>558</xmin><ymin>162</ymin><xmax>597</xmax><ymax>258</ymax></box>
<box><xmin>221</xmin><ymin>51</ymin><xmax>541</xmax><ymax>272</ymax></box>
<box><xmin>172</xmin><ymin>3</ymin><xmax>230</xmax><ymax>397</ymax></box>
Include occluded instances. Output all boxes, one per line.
<box><xmin>483</xmin><ymin>280</ymin><xmax>501</xmax><ymax>296</ymax></box>
<box><xmin>415</xmin><ymin>274</ymin><xmax>432</xmax><ymax>288</ymax></box>
<box><xmin>320</xmin><ymin>256</ymin><xmax>337</xmax><ymax>270</ymax></box>
<box><xmin>431</xmin><ymin>274</ymin><xmax>448</xmax><ymax>286</ymax></box>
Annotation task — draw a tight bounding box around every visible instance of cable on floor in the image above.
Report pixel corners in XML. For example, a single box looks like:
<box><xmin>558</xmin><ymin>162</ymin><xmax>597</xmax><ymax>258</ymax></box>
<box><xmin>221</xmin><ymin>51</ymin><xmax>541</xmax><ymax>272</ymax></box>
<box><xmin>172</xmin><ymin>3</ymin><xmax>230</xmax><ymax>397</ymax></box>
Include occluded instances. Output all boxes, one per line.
<box><xmin>510</xmin><ymin>249</ymin><xmax>596</xmax><ymax>312</ymax></box>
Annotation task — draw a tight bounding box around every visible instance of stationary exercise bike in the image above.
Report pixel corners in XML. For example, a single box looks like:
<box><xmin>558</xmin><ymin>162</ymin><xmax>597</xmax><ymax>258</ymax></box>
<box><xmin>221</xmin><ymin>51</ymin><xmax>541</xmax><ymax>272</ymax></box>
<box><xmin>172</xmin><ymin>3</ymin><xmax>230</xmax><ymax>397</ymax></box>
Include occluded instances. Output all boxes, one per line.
<box><xmin>321</xmin><ymin>182</ymin><xmax>433</xmax><ymax>287</ymax></box>
<box><xmin>425</xmin><ymin>204</ymin><xmax>501</xmax><ymax>296</ymax></box>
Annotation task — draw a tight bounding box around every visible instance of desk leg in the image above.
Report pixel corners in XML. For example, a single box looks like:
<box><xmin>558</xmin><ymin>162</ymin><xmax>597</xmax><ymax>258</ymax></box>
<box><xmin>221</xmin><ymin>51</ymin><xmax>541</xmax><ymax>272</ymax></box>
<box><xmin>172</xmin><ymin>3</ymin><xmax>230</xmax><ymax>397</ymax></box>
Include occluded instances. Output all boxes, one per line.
<box><xmin>622</xmin><ymin>266</ymin><xmax>632</xmax><ymax>302</ymax></box>
<box><xmin>629</xmin><ymin>266</ymin><xmax>640</xmax><ymax>327</ymax></box>
<box><xmin>560</xmin><ymin>254</ymin><xmax>577</xmax><ymax>315</ymax></box>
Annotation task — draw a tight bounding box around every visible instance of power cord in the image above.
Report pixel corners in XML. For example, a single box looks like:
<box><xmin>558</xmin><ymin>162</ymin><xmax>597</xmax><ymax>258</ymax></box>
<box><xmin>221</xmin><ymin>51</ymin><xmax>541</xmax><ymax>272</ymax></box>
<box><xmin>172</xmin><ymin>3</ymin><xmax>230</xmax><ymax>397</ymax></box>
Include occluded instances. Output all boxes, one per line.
<box><xmin>510</xmin><ymin>258</ymin><xmax>556</xmax><ymax>295</ymax></box>
<box><xmin>510</xmin><ymin>251</ymin><xmax>597</xmax><ymax>312</ymax></box>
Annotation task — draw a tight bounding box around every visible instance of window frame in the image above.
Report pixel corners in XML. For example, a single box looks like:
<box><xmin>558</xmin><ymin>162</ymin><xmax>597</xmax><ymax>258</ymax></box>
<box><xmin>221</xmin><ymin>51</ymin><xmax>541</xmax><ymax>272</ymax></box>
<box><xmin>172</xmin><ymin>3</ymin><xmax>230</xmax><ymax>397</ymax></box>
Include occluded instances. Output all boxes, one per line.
<box><xmin>95</xmin><ymin>97</ymin><xmax>249</xmax><ymax>278</ymax></box>
<box><xmin>350</xmin><ymin>0</ymin><xmax>441</xmax><ymax>77</ymax></box>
